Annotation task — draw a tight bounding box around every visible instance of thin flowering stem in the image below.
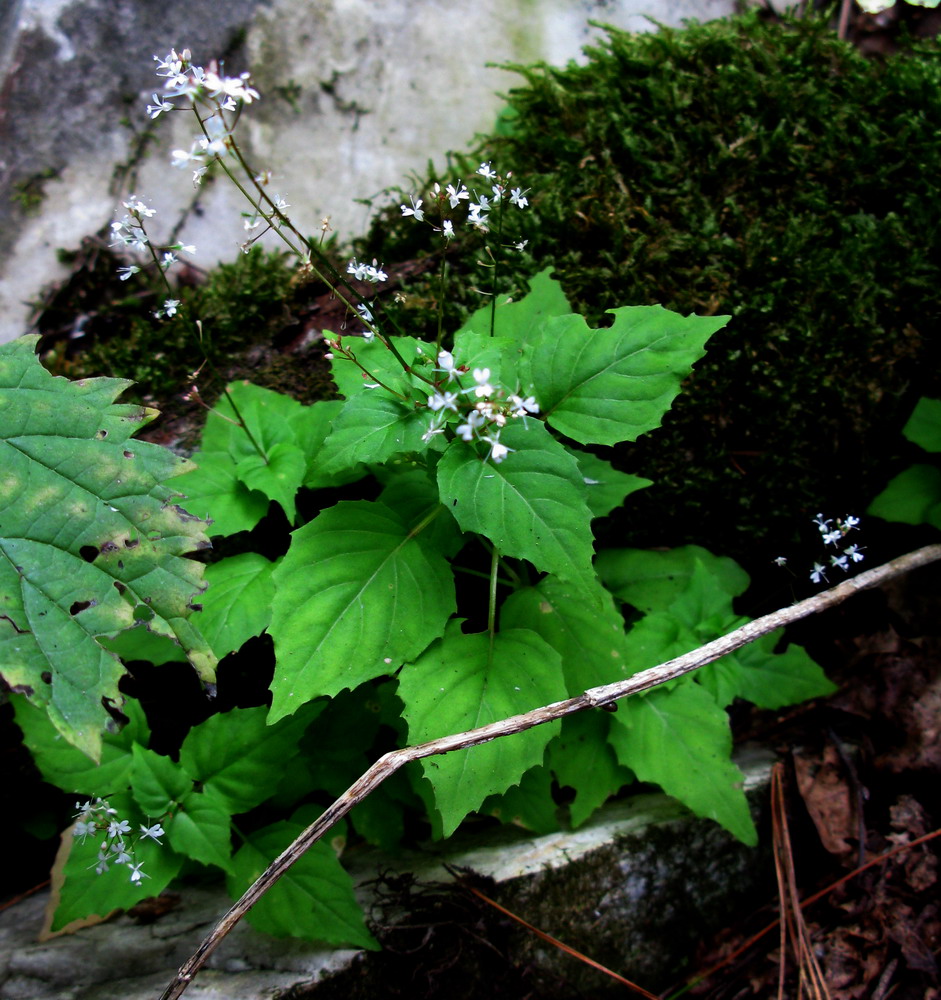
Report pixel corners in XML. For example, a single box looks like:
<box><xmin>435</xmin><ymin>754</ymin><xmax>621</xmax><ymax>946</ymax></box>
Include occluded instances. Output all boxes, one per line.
<box><xmin>487</xmin><ymin>542</ymin><xmax>500</xmax><ymax>658</ymax></box>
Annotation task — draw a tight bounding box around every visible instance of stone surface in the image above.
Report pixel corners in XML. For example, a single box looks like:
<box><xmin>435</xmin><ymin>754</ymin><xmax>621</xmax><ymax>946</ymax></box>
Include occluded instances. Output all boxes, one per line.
<box><xmin>0</xmin><ymin>0</ymin><xmax>737</xmax><ymax>344</ymax></box>
<box><xmin>0</xmin><ymin>749</ymin><xmax>775</xmax><ymax>1000</ymax></box>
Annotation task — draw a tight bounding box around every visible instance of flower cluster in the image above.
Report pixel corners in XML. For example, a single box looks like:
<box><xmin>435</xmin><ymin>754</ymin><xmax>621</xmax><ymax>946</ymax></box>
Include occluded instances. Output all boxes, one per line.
<box><xmin>775</xmin><ymin>514</ymin><xmax>865</xmax><ymax>585</ymax></box>
<box><xmin>423</xmin><ymin>350</ymin><xmax>539</xmax><ymax>462</ymax></box>
<box><xmin>73</xmin><ymin>798</ymin><xmax>165</xmax><ymax>886</ymax></box>
<box><xmin>347</xmin><ymin>258</ymin><xmax>388</xmax><ymax>283</ymax></box>
<box><xmin>109</xmin><ymin>195</ymin><xmax>195</xmax><ymax>318</ymax></box>
<box><xmin>399</xmin><ymin>162</ymin><xmax>530</xmax><ymax>244</ymax></box>
<box><xmin>149</xmin><ymin>49</ymin><xmax>260</xmax><ymax>185</ymax></box>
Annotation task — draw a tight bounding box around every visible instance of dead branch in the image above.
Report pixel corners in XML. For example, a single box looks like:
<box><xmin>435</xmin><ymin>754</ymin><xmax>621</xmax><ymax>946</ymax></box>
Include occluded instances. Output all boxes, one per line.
<box><xmin>159</xmin><ymin>543</ymin><xmax>941</xmax><ymax>1000</ymax></box>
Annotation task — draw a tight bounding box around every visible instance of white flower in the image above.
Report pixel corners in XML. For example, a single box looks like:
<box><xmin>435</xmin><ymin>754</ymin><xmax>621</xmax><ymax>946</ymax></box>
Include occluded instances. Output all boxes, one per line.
<box><xmin>477</xmin><ymin>161</ymin><xmax>497</xmax><ymax>181</ymax></box>
<box><xmin>123</xmin><ymin>196</ymin><xmax>156</xmax><ymax>218</ymax></box>
<box><xmin>514</xmin><ymin>240</ymin><xmax>528</xmax><ymax>252</ymax></box>
<box><xmin>822</xmin><ymin>529</ymin><xmax>843</xmax><ymax>546</ymax></box>
<box><xmin>812</xmin><ymin>513</ymin><xmax>832</xmax><ymax>533</ymax></box>
<box><xmin>204</xmin><ymin>70</ymin><xmax>259</xmax><ymax>104</ymax></box>
<box><xmin>128</xmin><ymin>862</ymin><xmax>150</xmax><ymax>884</ymax></box>
<box><xmin>428</xmin><ymin>390</ymin><xmax>459</xmax><ymax>412</ymax></box>
<box><xmin>445</xmin><ymin>182</ymin><xmax>468</xmax><ymax>208</ymax></box>
<box><xmin>773</xmin><ymin>556</ymin><xmax>788</xmax><ymax>567</ymax></box>
<box><xmin>509</xmin><ymin>187</ymin><xmax>529</xmax><ymax>209</ymax></box>
<box><xmin>456</xmin><ymin>410</ymin><xmax>485</xmax><ymax>441</ymax></box>
<box><xmin>435</xmin><ymin>350</ymin><xmax>460</xmax><ymax>381</ymax></box>
<box><xmin>73</xmin><ymin>820</ymin><xmax>97</xmax><ymax>840</ymax></box>
<box><xmin>441</xmin><ymin>219</ymin><xmax>454</xmax><ymax>240</ymax></box>
<box><xmin>107</xmin><ymin>819</ymin><xmax>132</xmax><ymax>839</ymax></box>
<box><xmin>810</xmin><ymin>562</ymin><xmax>827</xmax><ymax>584</ymax></box>
<box><xmin>110</xmin><ymin>841</ymin><xmax>132</xmax><ymax>865</ymax></box>
<box><xmin>470</xmin><ymin>368</ymin><xmax>494</xmax><ymax>398</ymax></box>
<box><xmin>155</xmin><ymin>298</ymin><xmax>180</xmax><ymax>319</ymax></box>
<box><xmin>856</xmin><ymin>0</ymin><xmax>894</xmax><ymax>12</ymax></box>
<box><xmin>171</xmin><ymin>148</ymin><xmax>197</xmax><ymax>168</ymax></box>
<box><xmin>830</xmin><ymin>553</ymin><xmax>849</xmax><ymax>572</ymax></box>
<box><xmin>117</xmin><ymin>265</ymin><xmax>140</xmax><ymax>281</ymax></box>
<box><xmin>140</xmin><ymin>823</ymin><xmax>165</xmax><ymax>844</ymax></box>
<box><xmin>161</xmin><ymin>252</ymin><xmax>178</xmax><ymax>270</ymax></box>
<box><xmin>401</xmin><ymin>195</ymin><xmax>424</xmax><ymax>222</ymax></box>
<box><xmin>508</xmin><ymin>394</ymin><xmax>539</xmax><ymax>418</ymax></box>
<box><xmin>174</xmin><ymin>243</ymin><xmax>197</xmax><ymax>255</ymax></box>
<box><xmin>842</xmin><ymin>515</ymin><xmax>860</xmax><ymax>530</ymax></box>
<box><xmin>273</xmin><ymin>195</ymin><xmax>290</xmax><ymax>212</ymax></box>
<box><xmin>845</xmin><ymin>544</ymin><xmax>865</xmax><ymax>563</ymax></box>
<box><xmin>146</xmin><ymin>94</ymin><xmax>175</xmax><ymax>119</ymax></box>
<box><xmin>484</xmin><ymin>436</ymin><xmax>513</xmax><ymax>463</ymax></box>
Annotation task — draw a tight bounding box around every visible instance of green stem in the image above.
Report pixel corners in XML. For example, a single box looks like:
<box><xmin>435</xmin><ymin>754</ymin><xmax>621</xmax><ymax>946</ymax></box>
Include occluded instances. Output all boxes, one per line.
<box><xmin>488</xmin><ymin>543</ymin><xmax>500</xmax><ymax>657</ymax></box>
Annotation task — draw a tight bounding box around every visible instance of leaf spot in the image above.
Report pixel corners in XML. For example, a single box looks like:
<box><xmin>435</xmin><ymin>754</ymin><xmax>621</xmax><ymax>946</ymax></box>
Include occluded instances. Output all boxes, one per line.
<box><xmin>96</xmin><ymin>429</ymin><xmax>108</xmax><ymax>439</ymax></box>
<box><xmin>69</xmin><ymin>600</ymin><xmax>95</xmax><ymax>616</ymax></box>
<box><xmin>123</xmin><ymin>450</ymin><xmax>134</xmax><ymax>459</ymax></box>
<box><xmin>40</xmin><ymin>672</ymin><xmax>52</xmax><ymax>684</ymax></box>
<box><xmin>79</xmin><ymin>545</ymin><xmax>99</xmax><ymax>563</ymax></box>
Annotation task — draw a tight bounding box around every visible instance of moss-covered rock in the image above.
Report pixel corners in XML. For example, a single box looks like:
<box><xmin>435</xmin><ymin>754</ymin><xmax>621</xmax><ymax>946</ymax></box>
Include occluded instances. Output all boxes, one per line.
<box><xmin>357</xmin><ymin>12</ymin><xmax>941</xmax><ymax>566</ymax></box>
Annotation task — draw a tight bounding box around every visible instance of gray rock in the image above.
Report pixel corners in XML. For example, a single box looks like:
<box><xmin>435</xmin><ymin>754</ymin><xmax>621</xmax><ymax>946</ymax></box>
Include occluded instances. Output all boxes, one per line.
<box><xmin>0</xmin><ymin>748</ymin><xmax>774</xmax><ymax>1000</ymax></box>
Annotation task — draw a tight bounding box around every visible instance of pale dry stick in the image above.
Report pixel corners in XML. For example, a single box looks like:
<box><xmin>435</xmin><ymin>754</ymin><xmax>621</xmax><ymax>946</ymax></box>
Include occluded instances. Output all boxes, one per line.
<box><xmin>159</xmin><ymin>543</ymin><xmax>941</xmax><ymax>1000</ymax></box>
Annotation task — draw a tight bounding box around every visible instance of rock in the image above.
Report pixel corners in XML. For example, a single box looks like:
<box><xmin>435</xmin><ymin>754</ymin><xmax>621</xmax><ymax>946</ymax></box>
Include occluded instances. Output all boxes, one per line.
<box><xmin>0</xmin><ymin>748</ymin><xmax>774</xmax><ymax>1000</ymax></box>
<box><xmin>0</xmin><ymin>0</ymin><xmax>737</xmax><ymax>345</ymax></box>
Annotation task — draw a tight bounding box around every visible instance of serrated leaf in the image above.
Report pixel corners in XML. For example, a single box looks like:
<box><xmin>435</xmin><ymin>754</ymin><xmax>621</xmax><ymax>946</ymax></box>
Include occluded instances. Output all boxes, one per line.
<box><xmin>500</xmin><ymin>575</ymin><xmax>634</xmax><ymax>691</ymax></box>
<box><xmin>167</xmin><ymin>786</ymin><xmax>234</xmax><ymax>873</ymax></box>
<box><xmin>0</xmin><ymin>337</ymin><xmax>214</xmax><ymax>759</ymax></box>
<box><xmin>449</xmin><ymin>331</ymin><xmax>523</xmax><ymax>396</ymax></box>
<box><xmin>437</xmin><ymin>421</ymin><xmax>596</xmax><ymax>589</ymax></box>
<box><xmin>173</xmin><ymin>450</ymin><xmax>269</xmax><ymax>536</ymax></box>
<box><xmin>179</xmin><ymin>703</ymin><xmax>322</xmax><ymax>813</ymax></box>
<box><xmin>49</xmin><ymin>789</ymin><xmax>184</xmax><ymax>931</ymax></box>
<box><xmin>483</xmin><ymin>764</ymin><xmax>559</xmax><ymax>834</ymax></box>
<box><xmin>130</xmin><ymin>743</ymin><xmax>191</xmax><ymax>815</ymax></box>
<box><xmin>399</xmin><ymin>623</ymin><xmax>566</xmax><ymax>837</ymax></box>
<box><xmin>608</xmin><ymin>682</ymin><xmax>756</xmax><ymax>844</ymax></box>
<box><xmin>226</xmin><ymin>820</ymin><xmax>376</xmax><ymax>948</ymax></box>
<box><xmin>199</xmin><ymin>553</ymin><xmax>277</xmax><ymax>660</ymax></box>
<box><xmin>902</xmin><ymin>397</ymin><xmax>941</xmax><ymax>452</ymax></box>
<box><xmin>319</xmin><ymin>393</ymin><xmax>431</xmax><ymax>474</ymax></box>
<box><xmin>699</xmin><ymin>630</ymin><xmax>836</xmax><ymax>709</ymax></box>
<box><xmin>596</xmin><ymin>545</ymin><xmax>750</xmax><ymax>614</ymax></box>
<box><xmin>268</xmin><ymin>500</ymin><xmax>455</xmax><ymax>720</ymax></box>
<box><xmin>458</xmin><ymin>267</ymin><xmax>572</xmax><ymax>343</ymax></box>
<box><xmin>548</xmin><ymin>713</ymin><xmax>632</xmax><ymax>828</ymax></box>
<box><xmin>566</xmin><ymin>448</ymin><xmax>652</xmax><ymax>519</ymax></box>
<box><xmin>867</xmin><ymin>464</ymin><xmax>941</xmax><ymax>528</ymax></box>
<box><xmin>12</xmin><ymin>693</ymin><xmax>148</xmax><ymax>796</ymax></box>
<box><xmin>235</xmin><ymin>442</ymin><xmax>306</xmax><ymax>523</ymax></box>
<box><xmin>523</xmin><ymin>307</ymin><xmax>727</xmax><ymax>446</ymax></box>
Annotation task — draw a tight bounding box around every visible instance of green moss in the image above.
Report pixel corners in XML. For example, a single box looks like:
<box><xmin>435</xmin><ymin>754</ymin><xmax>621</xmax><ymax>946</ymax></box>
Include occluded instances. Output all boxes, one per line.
<box><xmin>358</xmin><ymin>12</ymin><xmax>941</xmax><ymax>563</ymax></box>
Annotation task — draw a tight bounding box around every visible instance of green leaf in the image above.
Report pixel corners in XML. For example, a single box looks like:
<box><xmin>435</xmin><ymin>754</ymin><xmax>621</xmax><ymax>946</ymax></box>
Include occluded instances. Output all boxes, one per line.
<box><xmin>548</xmin><ymin>713</ymin><xmax>632</xmax><ymax>827</ymax></box>
<box><xmin>867</xmin><ymin>464</ymin><xmax>941</xmax><ymax>529</ymax></box>
<box><xmin>199</xmin><ymin>553</ymin><xmax>277</xmax><ymax>660</ymax></box>
<box><xmin>902</xmin><ymin>397</ymin><xmax>941</xmax><ymax>452</ymax></box>
<box><xmin>130</xmin><ymin>743</ymin><xmax>191</xmax><ymax>815</ymax></box>
<box><xmin>226</xmin><ymin>820</ymin><xmax>377</xmax><ymax>948</ymax></box>
<box><xmin>328</xmin><ymin>335</ymin><xmax>427</xmax><ymax>400</ymax></box>
<box><xmin>319</xmin><ymin>393</ymin><xmax>431</xmax><ymax>474</ymax></box>
<box><xmin>235</xmin><ymin>442</ymin><xmax>307</xmax><ymax>523</ymax></box>
<box><xmin>100</xmin><ymin>625</ymin><xmax>185</xmax><ymax>666</ymax></box>
<box><xmin>167</xmin><ymin>786</ymin><xmax>235</xmax><ymax>873</ymax></box>
<box><xmin>50</xmin><ymin>790</ymin><xmax>184</xmax><ymax>931</ymax></box>
<box><xmin>698</xmin><ymin>630</ymin><xmax>836</xmax><ymax>710</ymax></box>
<box><xmin>595</xmin><ymin>545</ymin><xmax>750</xmax><ymax>614</ymax></box>
<box><xmin>0</xmin><ymin>336</ymin><xmax>215</xmax><ymax>759</ymax></box>
<box><xmin>483</xmin><ymin>764</ymin><xmax>560</xmax><ymax>834</ymax></box>
<box><xmin>523</xmin><ymin>307</ymin><xmax>728</xmax><ymax>446</ymax></box>
<box><xmin>399</xmin><ymin>623</ymin><xmax>566</xmax><ymax>837</ymax></box>
<box><xmin>173</xmin><ymin>450</ymin><xmax>269</xmax><ymax>536</ymax></box>
<box><xmin>179</xmin><ymin>704</ymin><xmax>322</xmax><ymax>813</ymax></box>
<box><xmin>608</xmin><ymin>682</ymin><xmax>756</xmax><ymax>844</ymax></box>
<box><xmin>12</xmin><ymin>693</ymin><xmax>148</xmax><ymax>796</ymax></box>
<box><xmin>175</xmin><ymin>382</ymin><xmax>317</xmax><ymax>535</ymax></box>
<box><xmin>500</xmin><ymin>575</ymin><xmax>634</xmax><ymax>691</ymax></box>
<box><xmin>566</xmin><ymin>448</ymin><xmax>652</xmax><ymax>519</ymax></box>
<box><xmin>268</xmin><ymin>500</ymin><xmax>455</xmax><ymax>720</ymax></box>
<box><xmin>437</xmin><ymin>421</ymin><xmax>596</xmax><ymax>589</ymax></box>
<box><xmin>458</xmin><ymin>268</ymin><xmax>572</xmax><ymax>343</ymax></box>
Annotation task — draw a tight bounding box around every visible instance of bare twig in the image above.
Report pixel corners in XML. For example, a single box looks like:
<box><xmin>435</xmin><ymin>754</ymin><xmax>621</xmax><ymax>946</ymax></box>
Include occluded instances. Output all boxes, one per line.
<box><xmin>159</xmin><ymin>544</ymin><xmax>941</xmax><ymax>1000</ymax></box>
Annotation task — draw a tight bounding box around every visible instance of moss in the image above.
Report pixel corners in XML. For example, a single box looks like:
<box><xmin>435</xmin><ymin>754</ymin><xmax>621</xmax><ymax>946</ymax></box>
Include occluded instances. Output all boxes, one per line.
<box><xmin>357</xmin><ymin>12</ymin><xmax>941</xmax><ymax>567</ymax></box>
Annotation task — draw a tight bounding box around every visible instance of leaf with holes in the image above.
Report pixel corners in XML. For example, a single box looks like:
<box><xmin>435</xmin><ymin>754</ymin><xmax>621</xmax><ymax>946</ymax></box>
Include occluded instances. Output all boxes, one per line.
<box><xmin>0</xmin><ymin>336</ymin><xmax>215</xmax><ymax>761</ymax></box>
<box><xmin>523</xmin><ymin>307</ymin><xmax>728</xmax><ymax>446</ymax></box>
